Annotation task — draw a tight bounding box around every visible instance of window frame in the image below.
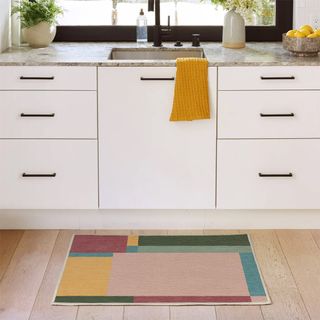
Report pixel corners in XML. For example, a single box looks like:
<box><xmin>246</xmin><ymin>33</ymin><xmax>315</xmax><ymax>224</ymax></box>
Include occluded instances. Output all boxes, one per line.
<box><xmin>54</xmin><ymin>0</ymin><xmax>293</xmax><ymax>42</ymax></box>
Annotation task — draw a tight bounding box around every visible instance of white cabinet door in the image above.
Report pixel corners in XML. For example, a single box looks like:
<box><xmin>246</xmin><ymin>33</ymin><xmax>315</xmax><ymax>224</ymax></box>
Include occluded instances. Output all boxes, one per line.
<box><xmin>0</xmin><ymin>66</ymin><xmax>96</xmax><ymax>91</ymax></box>
<box><xmin>218</xmin><ymin>91</ymin><xmax>320</xmax><ymax>139</ymax></box>
<box><xmin>0</xmin><ymin>91</ymin><xmax>97</xmax><ymax>139</ymax></box>
<box><xmin>217</xmin><ymin>139</ymin><xmax>320</xmax><ymax>209</ymax></box>
<box><xmin>219</xmin><ymin>66</ymin><xmax>320</xmax><ymax>91</ymax></box>
<box><xmin>98</xmin><ymin>67</ymin><xmax>216</xmax><ymax>209</ymax></box>
<box><xmin>0</xmin><ymin>140</ymin><xmax>98</xmax><ymax>209</ymax></box>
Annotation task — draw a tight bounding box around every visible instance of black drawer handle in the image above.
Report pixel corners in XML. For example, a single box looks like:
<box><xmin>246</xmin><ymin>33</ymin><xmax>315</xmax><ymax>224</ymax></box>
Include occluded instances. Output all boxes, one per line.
<box><xmin>22</xmin><ymin>173</ymin><xmax>56</xmax><ymax>178</ymax></box>
<box><xmin>20</xmin><ymin>76</ymin><xmax>55</xmax><ymax>80</ymax></box>
<box><xmin>140</xmin><ymin>77</ymin><xmax>175</xmax><ymax>81</ymax></box>
<box><xmin>259</xmin><ymin>173</ymin><xmax>293</xmax><ymax>178</ymax></box>
<box><xmin>260</xmin><ymin>113</ymin><xmax>295</xmax><ymax>117</ymax></box>
<box><xmin>20</xmin><ymin>113</ymin><xmax>55</xmax><ymax>117</ymax></box>
<box><xmin>260</xmin><ymin>76</ymin><xmax>295</xmax><ymax>80</ymax></box>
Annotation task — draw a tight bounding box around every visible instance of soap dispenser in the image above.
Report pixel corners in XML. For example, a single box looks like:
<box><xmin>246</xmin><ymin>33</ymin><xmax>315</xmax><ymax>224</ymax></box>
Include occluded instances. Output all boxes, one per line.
<box><xmin>136</xmin><ymin>9</ymin><xmax>148</xmax><ymax>43</ymax></box>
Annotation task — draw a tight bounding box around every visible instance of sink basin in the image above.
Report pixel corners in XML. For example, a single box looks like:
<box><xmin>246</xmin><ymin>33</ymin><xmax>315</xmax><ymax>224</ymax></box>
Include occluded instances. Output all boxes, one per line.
<box><xmin>110</xmin><ymin>48</ymin><xmax>205</xmax><ymax>60</ymax></box>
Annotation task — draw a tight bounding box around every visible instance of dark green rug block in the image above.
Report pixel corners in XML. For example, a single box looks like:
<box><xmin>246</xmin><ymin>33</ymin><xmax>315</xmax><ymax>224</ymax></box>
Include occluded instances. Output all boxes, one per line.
<box><xmin>138</xmin><ymin>234</ymin><xmax>250</xmax><ymax>246</ymax></box>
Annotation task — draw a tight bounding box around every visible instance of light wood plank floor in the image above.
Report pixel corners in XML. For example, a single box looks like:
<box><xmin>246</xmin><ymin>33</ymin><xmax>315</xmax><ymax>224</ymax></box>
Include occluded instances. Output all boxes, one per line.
<box><xmin>1</xmin><ymin>230</ymin><xmax>319</xmax><ymax>320</ymax></box>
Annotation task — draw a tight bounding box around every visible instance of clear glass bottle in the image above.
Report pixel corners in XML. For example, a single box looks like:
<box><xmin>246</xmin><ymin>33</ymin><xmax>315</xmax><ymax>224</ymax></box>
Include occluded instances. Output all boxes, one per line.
<box><xmin>136</xmin><ymin>9</ymin><xmax>148</xmax><ymax>43</ymax></box>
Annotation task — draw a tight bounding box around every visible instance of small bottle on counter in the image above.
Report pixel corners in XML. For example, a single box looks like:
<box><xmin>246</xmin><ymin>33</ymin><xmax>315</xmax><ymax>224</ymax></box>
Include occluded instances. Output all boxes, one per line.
<box><xmin>136</xmin><ymin>9</ymin><xmax>148</xmax><ymax>43</ymax></box>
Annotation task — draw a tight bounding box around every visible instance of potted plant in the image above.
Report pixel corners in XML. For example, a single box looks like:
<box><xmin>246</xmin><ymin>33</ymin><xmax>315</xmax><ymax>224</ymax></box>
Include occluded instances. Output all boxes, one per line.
<box><xmin>211</xmin><ymin>0</ymin><xmax>260</xmax><ymax>49</ymax></box>
<box><xmin>12</xmin><ymin>0</ymin><xmax>63</xmax><ymax>48</ymax></box>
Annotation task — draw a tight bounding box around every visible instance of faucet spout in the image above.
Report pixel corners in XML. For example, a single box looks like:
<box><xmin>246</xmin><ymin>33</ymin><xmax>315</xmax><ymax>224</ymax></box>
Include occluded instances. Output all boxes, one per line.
<box><xmin>148</xmin><ymin>0</ymin><xmax>154</xmax><ymax>12</ymax></box>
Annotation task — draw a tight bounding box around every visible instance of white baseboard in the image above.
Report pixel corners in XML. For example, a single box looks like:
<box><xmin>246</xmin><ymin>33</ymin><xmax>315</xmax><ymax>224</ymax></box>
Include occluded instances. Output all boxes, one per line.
<box><xmin>1</xmin><ymin>209</ymin><xmax>320</xmax><ymax>229</ymax></box>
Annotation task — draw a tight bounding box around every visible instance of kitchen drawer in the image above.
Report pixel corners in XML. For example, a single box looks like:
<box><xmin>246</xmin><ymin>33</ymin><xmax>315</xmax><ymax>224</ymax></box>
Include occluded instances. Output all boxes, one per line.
<box><xmin>0</xmin><ymin>91</ymin><xmax>97</xmax><ymax>138</ymax></box>
<box><xmin>219</xmin><ymin>67</ymin><xmax>320</xmax><ymax>91</ymax></box>
<box><xmin>217</xmin><ymin>139</ymin><xmax>320</xmax><ymax>209</ymax></box>
<box><xmin>0</xmin><ymin>140</ymin><xmax>98</xmax><ymax>209</ymax></box>
<box><xmin>218</xmin><ymin>91</ymin><xmax>320</xmax><ymax>139</ymax></box>
<box><xmin>0</xmin><ymin>66</ymin><xmax>96</xmax><ymax>91</ymax></box>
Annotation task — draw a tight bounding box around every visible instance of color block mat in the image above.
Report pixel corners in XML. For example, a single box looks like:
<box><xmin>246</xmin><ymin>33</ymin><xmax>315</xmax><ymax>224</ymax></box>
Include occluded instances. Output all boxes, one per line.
<box><xmin>53</xmin><ymin>234</ymin><xmax>270</xmax><ymax>305</ymax></box>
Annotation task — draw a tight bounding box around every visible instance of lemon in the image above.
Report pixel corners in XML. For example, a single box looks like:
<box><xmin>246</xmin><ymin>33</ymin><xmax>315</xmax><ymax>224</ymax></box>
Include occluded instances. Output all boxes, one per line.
<box><xmin>307</xmin><ymin>33</ymin><xmax>319</xmax><ymax>38</ymax></box>
<box><xmin>294</xmin><ymin>30</ymin><xmax>306</xmax><ymax>38</ymax></box>
<box><xmin>300</xmin><ymin>24</ymin><xmax>314</xmax><ymax>33</ymax></box>
<box><xmin>286</xmin><ymin>30</ymin><xmax>297</xmax><ymax>37</ymax></box>
<box><xmin>299</xmin><ymin>27</ymin><xmax>311</xmax><ymax>36</ymax></box>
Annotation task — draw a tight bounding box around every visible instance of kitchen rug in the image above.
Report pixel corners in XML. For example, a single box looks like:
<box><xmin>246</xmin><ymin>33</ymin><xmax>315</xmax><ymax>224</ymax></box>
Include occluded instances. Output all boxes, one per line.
<box><xmin>53</xmin><ymin>234</ymin><xmax>270</xmax><ymax>305</ymax></box>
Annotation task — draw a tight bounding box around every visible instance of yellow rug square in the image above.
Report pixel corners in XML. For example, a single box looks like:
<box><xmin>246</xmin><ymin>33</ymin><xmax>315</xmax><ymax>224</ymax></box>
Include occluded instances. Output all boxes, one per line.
<box><xmin>57</xmin><ymin>257</ymin><xmax>112</xmax><ymax>296</ymax></box>
<box><xmin>127</xmin><ymin>235</ymin><xmax>139</xmax><ymax>246</ymax></box>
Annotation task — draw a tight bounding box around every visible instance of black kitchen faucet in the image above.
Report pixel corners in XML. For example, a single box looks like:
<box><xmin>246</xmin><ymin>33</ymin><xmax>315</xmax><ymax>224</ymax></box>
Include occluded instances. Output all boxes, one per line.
<box><xmin>148</xmin><ymin>0</ymin><xmax>172</xmax><ymax>47</ymax></box>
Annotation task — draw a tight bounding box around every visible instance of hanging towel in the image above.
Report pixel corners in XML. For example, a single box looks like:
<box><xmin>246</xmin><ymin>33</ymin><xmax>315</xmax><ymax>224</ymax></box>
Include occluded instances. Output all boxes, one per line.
<box><xmin>170</xmin><ymin>58</ymin><xmax>210</xmax><ymax>121</ymax></box>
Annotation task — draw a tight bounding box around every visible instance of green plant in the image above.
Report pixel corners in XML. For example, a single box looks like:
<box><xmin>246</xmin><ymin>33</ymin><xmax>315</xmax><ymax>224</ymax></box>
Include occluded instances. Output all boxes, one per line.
<box><xmin>211</xmin><ymin>0</ymin><xmax>260</xmax><ymax>19</ymax></box>
<box><xmin>12</xmin><ymin>0</ymin><xmax>63</xmax><ymax>29</ymax></box>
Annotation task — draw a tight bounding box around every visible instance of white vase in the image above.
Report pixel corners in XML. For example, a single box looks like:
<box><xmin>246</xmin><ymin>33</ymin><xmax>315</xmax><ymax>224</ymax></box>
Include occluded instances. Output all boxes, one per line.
<box><xmin>22</xmin><ymin>22</ymin><xmax>56</xmax><ymax>48</ymax></box>
<box><xmin>222</xmin><ymin>9</ymin><xmax>245</xmax><ymax>49</ymax></box>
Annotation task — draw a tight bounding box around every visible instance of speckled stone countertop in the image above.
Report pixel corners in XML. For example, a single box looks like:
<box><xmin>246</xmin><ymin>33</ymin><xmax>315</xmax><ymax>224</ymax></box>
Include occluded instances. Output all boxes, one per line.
<box><xmin>0</xmin><ymin>42</ymin><xmax>319</xmax><ymax>67</ymax></box>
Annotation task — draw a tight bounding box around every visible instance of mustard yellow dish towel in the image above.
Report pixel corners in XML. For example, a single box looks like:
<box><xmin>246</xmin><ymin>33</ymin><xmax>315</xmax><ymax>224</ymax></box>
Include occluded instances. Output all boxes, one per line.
<box><xmin>170</xmin><ymin>58</ymin><xmax>210</xmax><ymax>121</ymax></box>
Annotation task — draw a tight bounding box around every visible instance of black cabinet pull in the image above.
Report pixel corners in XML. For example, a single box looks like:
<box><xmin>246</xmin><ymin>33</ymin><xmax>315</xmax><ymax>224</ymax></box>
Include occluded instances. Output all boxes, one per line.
<box><xmin>20</xmin><ymin>76</ymin><xmax>55</xmax><ymax>80</ymax></box>
<box><xmin>20</xmin><ymin>113</ymin><xmax>55</xmax><ymax>117</ymax></box>
<box><xmin>22</xmin><ymin>173</ymin><xmax>56</xmax><ymax>178</ymax></box>
<box><xmin>260</xmin><ymin>113</ymin><xmax>295</xmax><ymax>117</ymax></box>
<box><xmin>259</xmin><ymin>173</ymin><xmax>293</xmax><ymax>178</ymax></box>
<box><xmin>260</xmin><ymin>76</ymin><xmax>295</xmax><ymax>80</ymax></box>
<box><xmin>140</xmin><ymin>77</ymin><xmax>175</xmax><ymax>81</ymax></box>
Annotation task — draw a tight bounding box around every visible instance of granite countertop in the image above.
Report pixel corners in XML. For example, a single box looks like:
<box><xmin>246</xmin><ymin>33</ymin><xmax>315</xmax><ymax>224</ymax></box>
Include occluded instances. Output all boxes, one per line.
<box><xmin>0</xmin><ymin>42</ymin><xmax>320</xmax><ymax>67</ymax></box>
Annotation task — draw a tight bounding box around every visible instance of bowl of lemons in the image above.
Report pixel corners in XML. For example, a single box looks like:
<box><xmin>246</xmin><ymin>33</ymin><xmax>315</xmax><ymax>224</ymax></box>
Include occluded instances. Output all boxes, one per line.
<box><xmin>283</xmin><ymin>25</ymin><xmax>320</xmax><ymax>57</ymax></box>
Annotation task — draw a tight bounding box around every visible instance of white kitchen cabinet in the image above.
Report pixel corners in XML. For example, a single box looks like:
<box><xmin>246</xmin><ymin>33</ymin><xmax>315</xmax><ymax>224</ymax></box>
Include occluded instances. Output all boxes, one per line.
<box><xmin>0</xmin><ymin>66</ymin><xmax>98</xmax><ymax>210</ymax></box>
<box><xmin>217</xmin><ymin>139</ymin><xmax>320</xmax><ymax>209</ymax></box>
<box><xmin>219</xmin><ymin>66</ymin><xmax>320</xmax><ymax>91</ymax></box>
<box><xmin>217</xmin><ymin>66</ymin><xmax>320</xmax><ymax>210</ymax></box>
<box><xmin>0</xmin><ymin>66</ymin><xmax>96</xmax><ymax>91</ymax></box>
<box><xmin>218</xmin><ymin>90</ymin><xmax>320</xmax><ymax>139</ymax></box>
<box><xmin>0</xmin><ymin>140</ymin><xmax>98</xmax><ymax>209</ymax></box>
<box><xmin>0</xmin><ymin>91</ymin><xmax>97</xmax><ymax>139</ymax></box>
<box><xmin>98</xmin><ymin>67</ymin><xmax>217</xmax><ymax>209</ymax></box>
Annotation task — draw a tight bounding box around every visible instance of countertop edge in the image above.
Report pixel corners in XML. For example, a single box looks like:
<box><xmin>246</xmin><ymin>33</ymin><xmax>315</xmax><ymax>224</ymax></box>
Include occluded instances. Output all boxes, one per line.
<box><xmin>0</xmin><ymin>42</ymin><xmax>320</xmax><ymax>67</ymax></box>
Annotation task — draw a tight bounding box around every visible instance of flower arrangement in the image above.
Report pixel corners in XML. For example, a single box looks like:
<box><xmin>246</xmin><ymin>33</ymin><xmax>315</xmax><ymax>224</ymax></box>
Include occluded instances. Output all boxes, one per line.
<box><xmin>12</xmin><ymin>0</ymin><xmax>63</xmax><ymax>29</ymax></box>
<box><xmin>211</xmin><ymin>0</ymin><xmax>260</xmax><ymax>19</ymax></box>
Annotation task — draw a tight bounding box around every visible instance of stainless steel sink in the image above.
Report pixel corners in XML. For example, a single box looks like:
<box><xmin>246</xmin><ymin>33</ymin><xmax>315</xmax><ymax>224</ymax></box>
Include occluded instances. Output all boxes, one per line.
<box><xmin>109</xmin><ymin>48</ymin><xmax>205</xmax><ymax>60</ymax></box>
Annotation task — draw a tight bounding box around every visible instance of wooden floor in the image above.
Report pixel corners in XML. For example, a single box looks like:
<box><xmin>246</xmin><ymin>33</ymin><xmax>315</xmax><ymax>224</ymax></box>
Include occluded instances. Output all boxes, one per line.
<box><xmin>1</xmin><ymin>230</ymin><xmax>320</xmax><ymax>320</ymax></box>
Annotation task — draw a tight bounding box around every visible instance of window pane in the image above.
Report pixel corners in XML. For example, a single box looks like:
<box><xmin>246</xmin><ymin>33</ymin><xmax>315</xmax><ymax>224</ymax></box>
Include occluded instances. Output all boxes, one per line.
<box><xmin>57</xmin><ymin>0</ymin><xmax>276</xmax><ymax>27</ymax></box>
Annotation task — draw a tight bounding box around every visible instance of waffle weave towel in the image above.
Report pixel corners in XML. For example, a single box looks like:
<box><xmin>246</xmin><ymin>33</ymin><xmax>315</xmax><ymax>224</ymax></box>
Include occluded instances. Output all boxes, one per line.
<box><xmin>170</xmin><ymin>58</ymin><xmax>210</xmax><ymax>121</ymax></box>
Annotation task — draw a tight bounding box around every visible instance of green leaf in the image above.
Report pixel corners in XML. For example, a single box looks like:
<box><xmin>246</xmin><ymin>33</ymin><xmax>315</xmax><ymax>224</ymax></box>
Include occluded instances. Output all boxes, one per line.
<box><xmin>12</xmin><ymin>0</ymin><xmax>63</xmax><ymax>28</ymax></box>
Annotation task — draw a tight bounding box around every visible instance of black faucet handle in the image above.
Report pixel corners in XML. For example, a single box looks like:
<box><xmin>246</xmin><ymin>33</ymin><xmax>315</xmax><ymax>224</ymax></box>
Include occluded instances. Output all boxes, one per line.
<box><xmin>161</xmin><ymin>15</ymin><xmax>172</xmax><ymax>34</ymax></box>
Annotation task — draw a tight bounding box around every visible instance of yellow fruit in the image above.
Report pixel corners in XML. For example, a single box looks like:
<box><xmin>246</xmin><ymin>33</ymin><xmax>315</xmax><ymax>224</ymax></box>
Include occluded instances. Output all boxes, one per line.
<box><xmin>294</xmin><ymin>31</ymin><xmax>306</xmax><ymax>38</ymax></box>
<box><xmin>300</xmin><ymin>24</ymin><xmax>314</xmax><ymax>33</ymax></box>
<box><xmin>315</xmin><ymin>29</ymin><xmax>320</xmax><ymax>36</ymax></box>
<box><xmin>307</xmin><ymin>33</ymin><xmax>319</xmax><ymax>38</ymax></box>
<box><xmin>286</xmin><ymin>30</ymin><xmax>297</xmax><ymax>37</ymax></box>
<box><xmin>299</xmin><ymin>27</ymin><xmax>311</xmax><ymax>36</ymax></box>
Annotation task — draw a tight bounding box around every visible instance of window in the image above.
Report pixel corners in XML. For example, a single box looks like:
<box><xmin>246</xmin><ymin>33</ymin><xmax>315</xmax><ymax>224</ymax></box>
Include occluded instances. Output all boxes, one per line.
<box><xmin>55</xmin><ymin>0</ymin><xmax>292</xmax><ymax>41</ymax></box>
<box><xmin>57</xmin><ymin>0</ymin><xmax>275</xmax><ymax>26</ymax></box>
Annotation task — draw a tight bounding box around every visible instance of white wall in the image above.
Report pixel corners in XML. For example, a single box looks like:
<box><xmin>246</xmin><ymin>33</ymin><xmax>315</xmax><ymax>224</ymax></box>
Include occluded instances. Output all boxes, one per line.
<box><xmin>0</xmin><ymin>0</ymin><xmax>10</xmax><ymax>52</ymax></box>
<box><xmin>294</xmin><ymin>0</ymin><xmax>320</xmax><ymax>29</ymax></box>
